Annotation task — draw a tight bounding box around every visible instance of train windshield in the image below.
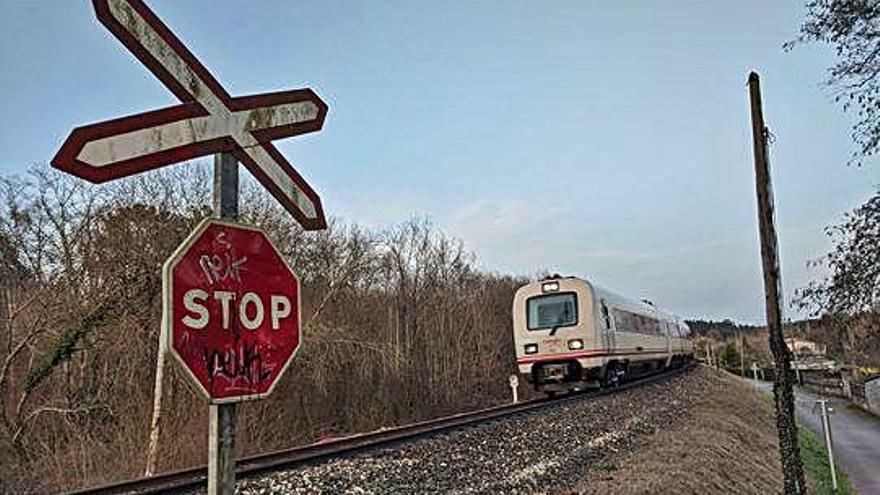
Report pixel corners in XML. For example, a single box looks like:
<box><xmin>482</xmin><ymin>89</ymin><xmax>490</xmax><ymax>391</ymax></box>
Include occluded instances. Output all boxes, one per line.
<box><xmin>527</xmin><ymin>293</ymin><xmax>578</xmax><ymax>330</ymax></box>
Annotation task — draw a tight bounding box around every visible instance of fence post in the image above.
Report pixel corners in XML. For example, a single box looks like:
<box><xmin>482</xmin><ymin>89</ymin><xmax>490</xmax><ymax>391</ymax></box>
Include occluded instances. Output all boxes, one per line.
<box><xmin>508</xmin><ymin>374</ymin><xmax>519</xmax><ymax>404</ymax></box>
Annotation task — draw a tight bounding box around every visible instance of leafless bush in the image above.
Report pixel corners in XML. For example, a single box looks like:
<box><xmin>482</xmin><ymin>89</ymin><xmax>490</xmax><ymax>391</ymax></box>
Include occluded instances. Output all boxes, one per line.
<box><xmin>0</xmin><ymin>165</ymin><xmax>523</xmax><ymax>493</ymax></box>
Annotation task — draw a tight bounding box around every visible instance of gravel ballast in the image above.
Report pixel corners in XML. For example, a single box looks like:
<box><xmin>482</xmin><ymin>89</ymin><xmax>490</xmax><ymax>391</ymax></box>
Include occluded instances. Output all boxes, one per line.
<box><xmin>215</xmin><ymin>366</ymin><xmax>774</xmax><ymax>494</ymax></box>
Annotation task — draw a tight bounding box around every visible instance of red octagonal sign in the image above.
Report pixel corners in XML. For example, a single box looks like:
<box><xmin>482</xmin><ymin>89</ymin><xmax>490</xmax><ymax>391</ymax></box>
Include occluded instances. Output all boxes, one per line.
<box><xmin>163</xmin><ymin>218</ymin><xmax>301</xmax><ymax>403</ymax></box>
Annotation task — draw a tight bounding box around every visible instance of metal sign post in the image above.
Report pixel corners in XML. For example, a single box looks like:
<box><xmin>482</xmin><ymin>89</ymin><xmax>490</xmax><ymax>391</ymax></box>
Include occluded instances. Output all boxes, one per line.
<box><xmin>161</xmin><ymin>156</ymin><xmax>304</xmax><ymax>492</ymax></box>
<box><xmin>209</xmin><ymin>153</ymin><xmax>238</xmax><ymax>495</ymax></box>
<box><xmin>814</xmin><ymin>399</ymin><xmax>838</xmax><ymax>491</ymax></box>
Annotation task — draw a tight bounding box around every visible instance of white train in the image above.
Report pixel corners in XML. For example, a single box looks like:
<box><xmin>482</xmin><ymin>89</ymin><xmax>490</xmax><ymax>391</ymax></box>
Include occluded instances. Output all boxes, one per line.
<box><xmin>512</xmin><ymin>275</ymin><xmax>693</xmax><ymax>396</ymax></box>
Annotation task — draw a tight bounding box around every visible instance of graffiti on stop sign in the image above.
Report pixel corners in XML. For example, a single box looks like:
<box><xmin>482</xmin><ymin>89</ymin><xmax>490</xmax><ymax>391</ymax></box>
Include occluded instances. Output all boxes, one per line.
<box><xmin>163</xmin><ymin>218</ymin><xmax>302</xmax><ymax>403</ymax></box>
<box><xmin>197</xmin><ymin>233</ymin><xmax>248</xmax><ymax>284</ymax></box>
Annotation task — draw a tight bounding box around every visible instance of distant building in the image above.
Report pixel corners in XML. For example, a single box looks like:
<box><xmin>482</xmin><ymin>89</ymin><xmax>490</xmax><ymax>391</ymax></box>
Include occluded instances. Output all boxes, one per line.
<box><xmin>787</xmin><ymin>337</ymin><xmax>835</xmax><ymax>373</ymax></box>
<box><xmin>785</xmin><ymin>337</ymin><xmax>826</xmax><ymax>357</ymax></box>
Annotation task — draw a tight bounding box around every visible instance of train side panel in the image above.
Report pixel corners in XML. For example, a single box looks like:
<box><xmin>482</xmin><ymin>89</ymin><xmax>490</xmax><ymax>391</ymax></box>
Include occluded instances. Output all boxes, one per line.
<box><xmin>593</xmin><ymin>286</ymin><xmax>672</xmax><ymax>374</ymax></box>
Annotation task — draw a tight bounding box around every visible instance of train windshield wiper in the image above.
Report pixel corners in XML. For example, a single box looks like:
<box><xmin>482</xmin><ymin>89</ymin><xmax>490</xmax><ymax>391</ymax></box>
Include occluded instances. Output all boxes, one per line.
<box><xmin>549</xmin><ymin>325</ymin><xmax>560</xmax><ymax>336</ymax></box>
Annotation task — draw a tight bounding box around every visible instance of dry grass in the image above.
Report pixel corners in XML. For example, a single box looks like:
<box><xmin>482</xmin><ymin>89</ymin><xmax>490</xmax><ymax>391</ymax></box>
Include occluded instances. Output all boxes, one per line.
<box><xmin>571</xmin><ymin>368</ymin><xmax>783</xmax><ymax>494</ymax></box>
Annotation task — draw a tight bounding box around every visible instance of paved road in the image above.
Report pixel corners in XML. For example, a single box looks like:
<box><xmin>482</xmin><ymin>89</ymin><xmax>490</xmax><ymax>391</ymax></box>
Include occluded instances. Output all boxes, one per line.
<box><xmin>752</xmin><ymin>379</ymin><xmax>880</xmax><ymax>494</ymax></box>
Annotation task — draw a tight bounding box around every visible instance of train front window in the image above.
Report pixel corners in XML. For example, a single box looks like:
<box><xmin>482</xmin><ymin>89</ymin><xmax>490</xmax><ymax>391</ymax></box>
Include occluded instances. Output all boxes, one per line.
<box><xmin>527</xmin><ymin>293</ymin><xmax>578</xmax><ymax>330</ymax></box>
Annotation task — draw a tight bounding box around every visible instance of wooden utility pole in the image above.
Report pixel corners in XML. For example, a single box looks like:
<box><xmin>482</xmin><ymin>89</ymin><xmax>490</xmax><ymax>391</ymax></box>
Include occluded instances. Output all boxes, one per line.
<box><xmin>739</xmin><ymin>331</ymin><xmax>746</xmax><ymax>377</ymax></box>
<box><xmin>747</xmin><ymin>71</ymin><xmax>805</xmax><ymax>495</ymax></box>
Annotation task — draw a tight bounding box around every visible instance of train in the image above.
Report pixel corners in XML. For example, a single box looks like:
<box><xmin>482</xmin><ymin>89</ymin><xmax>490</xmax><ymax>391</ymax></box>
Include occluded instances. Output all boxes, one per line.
<box><xmin>512</xmin><ymin>275</ymin><xmax>693</xmax><ymax>396</ymax></box>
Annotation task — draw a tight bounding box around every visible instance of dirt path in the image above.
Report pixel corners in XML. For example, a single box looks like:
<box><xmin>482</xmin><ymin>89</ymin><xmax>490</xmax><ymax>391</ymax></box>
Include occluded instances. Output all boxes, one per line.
<box><xmin>568</xmin><ymin>366</ymin><xmax>783</xmax><ymax>494</ymax></box>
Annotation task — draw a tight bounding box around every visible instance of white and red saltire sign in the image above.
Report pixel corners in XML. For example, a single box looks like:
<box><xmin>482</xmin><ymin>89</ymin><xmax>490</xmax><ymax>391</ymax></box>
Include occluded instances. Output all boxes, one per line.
<box><xmin>52</xmin><ymin>0</ymin><xmax>328</xmax><ymax>230</ymax></box>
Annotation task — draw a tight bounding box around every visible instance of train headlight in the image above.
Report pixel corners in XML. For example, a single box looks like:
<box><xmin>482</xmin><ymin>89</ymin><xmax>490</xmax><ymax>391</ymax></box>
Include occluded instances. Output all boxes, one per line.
<box><xmin>542</xmin><ymin>281</ymin><xmax>560</xmax><ymax>293</ymax></box>
<box><xmin>568</xmin><ymin>339</ymin><xmax>584</xmax><ymax>350</ymax></box>
<box><xmin>524</xmin><ymin>343</ymin><xmax>538</xmax><ymax>354</ymax></box>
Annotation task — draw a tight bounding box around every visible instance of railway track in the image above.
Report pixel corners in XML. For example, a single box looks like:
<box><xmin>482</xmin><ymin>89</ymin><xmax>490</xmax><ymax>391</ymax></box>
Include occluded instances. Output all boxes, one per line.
<box><xmin>64</xmin><ymin>363</ymin><xmax>695</xmax><ymax>495</ymax></box>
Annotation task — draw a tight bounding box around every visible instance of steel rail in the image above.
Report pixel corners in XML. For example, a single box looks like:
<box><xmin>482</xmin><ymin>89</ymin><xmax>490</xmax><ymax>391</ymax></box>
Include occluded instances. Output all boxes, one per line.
<box><xmin>61</xmin><ymin>363</ymin><xmax>695</xmax><ymax>495</ymax></box>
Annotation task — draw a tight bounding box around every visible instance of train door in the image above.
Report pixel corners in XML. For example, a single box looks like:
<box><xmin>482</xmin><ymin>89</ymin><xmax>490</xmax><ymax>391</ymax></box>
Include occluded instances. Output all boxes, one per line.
<box><xmin>600</xmin><ymin>299</ymin><xmax>615</xmax><ymax>355</ymax></box>
<box><xmin>663</xmin><ymin>320</ymin><xmax>674</xmax><ymax>366</ymax></box>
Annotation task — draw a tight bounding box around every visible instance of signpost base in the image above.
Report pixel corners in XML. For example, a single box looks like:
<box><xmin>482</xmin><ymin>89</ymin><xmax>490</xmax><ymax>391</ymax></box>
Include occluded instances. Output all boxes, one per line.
<box><xmin>208</xmin><ymin>404</ymin><xmax>236</xmax><ymax>495</ymax></box>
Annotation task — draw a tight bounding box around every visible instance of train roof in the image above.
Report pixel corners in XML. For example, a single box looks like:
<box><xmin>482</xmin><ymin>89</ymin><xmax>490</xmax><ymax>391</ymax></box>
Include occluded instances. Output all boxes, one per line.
<box><xmin>532</xmin><ymin>275</ymin><xmax>686</xmax><ymax>325</ymax></box>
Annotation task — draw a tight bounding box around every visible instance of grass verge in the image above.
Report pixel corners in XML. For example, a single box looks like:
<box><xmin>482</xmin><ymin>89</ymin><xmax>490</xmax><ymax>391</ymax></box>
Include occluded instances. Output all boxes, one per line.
<box><xmin>798</xmin><ymin>426</ymin><xmax>854</xmax><ymax>494</ymax></box>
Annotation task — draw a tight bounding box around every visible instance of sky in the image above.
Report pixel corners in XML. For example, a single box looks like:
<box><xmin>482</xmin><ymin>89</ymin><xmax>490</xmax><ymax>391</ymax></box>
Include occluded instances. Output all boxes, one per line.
<box><xmin>1</xmin><ymin>0</ymin><xmax>877</xmax><ymax>324</ymax></box>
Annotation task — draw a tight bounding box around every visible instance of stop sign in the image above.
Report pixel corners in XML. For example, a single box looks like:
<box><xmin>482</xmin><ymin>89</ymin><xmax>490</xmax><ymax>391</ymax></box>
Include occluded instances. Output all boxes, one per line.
<box><xmin>163</xmin><ymin>218</ymin><xmax>301</xmax><ymax>403</ymax></box>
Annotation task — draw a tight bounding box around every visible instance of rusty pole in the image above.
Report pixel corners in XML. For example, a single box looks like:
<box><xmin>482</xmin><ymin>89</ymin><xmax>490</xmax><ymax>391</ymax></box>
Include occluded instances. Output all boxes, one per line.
<box><xmin>747</xmin><ymin>71</ymin><xmax>805</xmax><ymax>495</ymax></box>
<box><xmin>208</xmin><ymin>152</ymin><xmax>238</xmax><ymax>495</ymax></box>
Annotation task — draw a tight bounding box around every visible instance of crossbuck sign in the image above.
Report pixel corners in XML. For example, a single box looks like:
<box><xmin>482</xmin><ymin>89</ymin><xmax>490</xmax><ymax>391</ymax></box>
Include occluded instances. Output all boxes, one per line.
<box><xmin>52</xmin><ymin>0</ymin><xmax>329</xmax><ymax>230</ymax></box>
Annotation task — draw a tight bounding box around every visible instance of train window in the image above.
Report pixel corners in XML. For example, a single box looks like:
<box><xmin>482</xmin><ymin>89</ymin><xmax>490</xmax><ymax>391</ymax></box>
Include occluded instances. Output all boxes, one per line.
<box><xmin>611</xmin><ymin>310</ymin><xmax>628</xmax><ymax>332</ymax></box>
<box><xmin>527</xmin><ymin>292</ymin><xmax>578</xmax><ymax>331</ymax></box>
<box><xmin>638</xmin><ymin>315</ymin><xmax>649</xmax><ymax>334</ymax></box>
<box><xmin>610</xmin><ymin>309</ymin><xmax>667</xmax><ymax>335</ymax></box>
